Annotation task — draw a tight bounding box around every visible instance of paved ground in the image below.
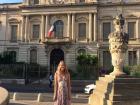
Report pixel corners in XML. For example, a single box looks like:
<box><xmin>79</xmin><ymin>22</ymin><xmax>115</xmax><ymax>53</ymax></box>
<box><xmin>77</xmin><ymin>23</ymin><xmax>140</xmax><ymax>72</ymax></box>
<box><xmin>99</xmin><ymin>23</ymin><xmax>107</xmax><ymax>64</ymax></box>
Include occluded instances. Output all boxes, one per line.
<box><xmin>10</xmin><ymin>100</ymin><xmax>88</xmax><ymax>105</ymax></box>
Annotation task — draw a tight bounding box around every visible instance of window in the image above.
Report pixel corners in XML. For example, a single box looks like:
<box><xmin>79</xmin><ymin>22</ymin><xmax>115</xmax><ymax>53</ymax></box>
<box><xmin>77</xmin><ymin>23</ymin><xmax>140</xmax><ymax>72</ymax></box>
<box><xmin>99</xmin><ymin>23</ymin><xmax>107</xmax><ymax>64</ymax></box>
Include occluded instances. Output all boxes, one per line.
<box><xmin>128</xmin><ymin>22</ymin><xmax>136</xmax><ymax>39</ymax></box>
<box><xmin>30</xmin><ymin>49</ymin><xmax>37</xmax><ymax>64</ymax></box>
<box><xmin>103</xmin><ymin>22</ymin><xmax>111</xmax><ymax>41</ymax></box>
<box><xmin>54</xmin><ymin>20</ymin><xmax>64</xmax><ymax>38</ymax></box>
<box><xmin>11</xmin><ymin>25</ymin><xmax>18</xmax><ymax>42</ymax></box>
<box><xmin>10</xmin><ymin>51</ymin><xmax>17</xmax><ymax>63</ymax></box>
<box><xmin>78</xmin><ymin>23</ymin><xmax>86</xmax><ymax>38</ymax></box>
<box><xmin>78</xmin><ymin>49</ymin><xmax>86</xmax><ymax>55</ymax></box>
<box><xmin>103</xmin><ymin>51</ymin><xmax>111</xmax><ymax>70</ymax></box>
<box><xmin>128</xmin><ymin>51</ymin><xmax>137</xmax><ymax>66</ymax></box>
<box><xmin>29</xmin><ymin>0</ymin><xmax>39</xmax><ymax>5</ymax></box>
<box><xmin>34</xmin><ymin>0</ymin><xmax>39</xmax><ymax>4</ymax></box>
<box><xmin>32</xmin><ymin>24</ymin><xmax>40</xmax><ymax>39</ymax></box>
<box><xmin>79</xmin><ymin>0</ymin><xmax>85</xmax><ymax>3</ymax></box>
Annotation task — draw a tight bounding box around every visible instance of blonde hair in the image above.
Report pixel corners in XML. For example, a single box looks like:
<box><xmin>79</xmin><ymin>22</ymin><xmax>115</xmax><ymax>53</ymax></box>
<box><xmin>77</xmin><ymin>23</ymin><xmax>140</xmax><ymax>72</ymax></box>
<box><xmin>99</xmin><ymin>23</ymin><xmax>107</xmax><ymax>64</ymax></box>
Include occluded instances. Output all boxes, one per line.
<box><xmin>56</xmin><ymin>60</ymin><xmax>69</xmax><ymax>75</ymax></box>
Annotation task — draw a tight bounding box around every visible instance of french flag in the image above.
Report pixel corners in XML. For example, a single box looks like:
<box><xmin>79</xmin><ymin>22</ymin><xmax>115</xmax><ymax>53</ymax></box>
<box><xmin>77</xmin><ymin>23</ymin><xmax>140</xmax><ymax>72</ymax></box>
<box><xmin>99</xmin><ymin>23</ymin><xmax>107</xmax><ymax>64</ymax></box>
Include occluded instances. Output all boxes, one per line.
<box><xmin>48</xmin><ymin>24</ymin><xmax>55</xmax><ymax>37</ymax></box>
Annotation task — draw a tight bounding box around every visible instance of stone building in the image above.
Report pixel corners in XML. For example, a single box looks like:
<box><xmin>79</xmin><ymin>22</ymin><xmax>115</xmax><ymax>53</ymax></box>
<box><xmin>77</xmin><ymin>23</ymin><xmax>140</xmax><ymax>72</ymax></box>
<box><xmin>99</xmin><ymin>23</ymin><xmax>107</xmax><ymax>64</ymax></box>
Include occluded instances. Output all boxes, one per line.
<box><xmin>0</xmin><ymin>0</ymin><xmax>140</xmax><ymax>73</ymax></box>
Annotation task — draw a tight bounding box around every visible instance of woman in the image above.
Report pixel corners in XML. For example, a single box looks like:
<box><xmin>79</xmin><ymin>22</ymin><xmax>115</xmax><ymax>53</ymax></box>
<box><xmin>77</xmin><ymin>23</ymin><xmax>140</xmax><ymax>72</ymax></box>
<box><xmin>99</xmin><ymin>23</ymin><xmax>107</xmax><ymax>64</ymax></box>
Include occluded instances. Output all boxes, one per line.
<box><xmin>53</xmin><ymin>60</ymin><xmax>71</xmax><ymax>105</ymax></box>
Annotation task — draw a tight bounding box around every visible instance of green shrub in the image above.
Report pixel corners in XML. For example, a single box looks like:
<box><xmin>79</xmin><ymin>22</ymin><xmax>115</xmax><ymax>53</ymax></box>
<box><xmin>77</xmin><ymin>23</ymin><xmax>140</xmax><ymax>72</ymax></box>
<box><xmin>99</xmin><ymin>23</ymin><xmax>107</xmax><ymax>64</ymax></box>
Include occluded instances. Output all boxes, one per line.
<box><xmin>123</xmin><ymin>66</ymin><xmax>131</xmax><ymax>75</ymax></box>
<box><xmin>76</xmin><ymin>54</ymin><xmax>98</xmax><ymax>65</ymax></box>
<box><xmin>76</xmin><ymin>54</ymin><xmax>98</xmax><ymax>80</ymax></box>
<box><xmin>129</xmin><ymin>65</ymin><xmax>140</xmax><ymax>77</ymax></box>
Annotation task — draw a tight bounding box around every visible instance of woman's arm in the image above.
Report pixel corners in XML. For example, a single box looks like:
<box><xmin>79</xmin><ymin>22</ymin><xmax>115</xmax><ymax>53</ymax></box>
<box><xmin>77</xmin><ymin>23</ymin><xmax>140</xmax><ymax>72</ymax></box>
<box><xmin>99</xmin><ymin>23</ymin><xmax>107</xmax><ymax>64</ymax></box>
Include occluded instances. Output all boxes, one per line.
<box><xmin>53</xmin><ymin>73</ymin><xmax>58</xmax><ymax>101</ymax></box>
<box><xmin>67</xmin><ymin>73</ymin><xmax>71</xmax><ymax>100</ymax></box>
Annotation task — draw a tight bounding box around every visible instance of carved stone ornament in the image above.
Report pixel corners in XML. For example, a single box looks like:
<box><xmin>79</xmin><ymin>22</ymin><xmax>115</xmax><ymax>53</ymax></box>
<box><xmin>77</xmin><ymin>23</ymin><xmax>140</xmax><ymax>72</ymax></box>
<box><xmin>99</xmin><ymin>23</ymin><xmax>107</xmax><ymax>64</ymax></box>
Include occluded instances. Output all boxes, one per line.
<box><xmin>52</xmin><ymin>0</ymin><xmax>65</xmax><ymax>4</ymax></box>
<box><xmin>108</xmin><ymin>14</ymin><xmax>129</xmax><ymax>76</ymax></box>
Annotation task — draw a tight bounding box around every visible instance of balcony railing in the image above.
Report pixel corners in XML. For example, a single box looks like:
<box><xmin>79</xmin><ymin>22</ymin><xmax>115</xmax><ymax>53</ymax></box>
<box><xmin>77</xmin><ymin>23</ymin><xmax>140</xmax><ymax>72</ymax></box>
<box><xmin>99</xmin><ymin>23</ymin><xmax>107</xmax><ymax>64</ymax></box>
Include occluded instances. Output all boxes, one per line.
<box><xmin>43</xmin><ymin>37</ymin><xmax>71</xmax><ymax>44</ymax></box>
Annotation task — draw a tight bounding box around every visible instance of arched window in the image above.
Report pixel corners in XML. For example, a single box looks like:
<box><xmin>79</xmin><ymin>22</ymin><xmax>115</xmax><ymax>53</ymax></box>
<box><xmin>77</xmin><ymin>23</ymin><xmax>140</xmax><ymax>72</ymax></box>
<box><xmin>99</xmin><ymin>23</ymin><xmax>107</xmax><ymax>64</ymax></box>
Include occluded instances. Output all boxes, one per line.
<box><xmin>54</xmin><ymin>20</ymin><xmax>64</xmax><ymax>38</ymax></box>
<box><xmin>77</xmin><ymin>49</ymin><xmax>86</xmax><ymax>55</ymax></box>
<box><xmin>30</xmin><ymin>49</ymin><xmax>37</xmax><ymax>64</ymax></box>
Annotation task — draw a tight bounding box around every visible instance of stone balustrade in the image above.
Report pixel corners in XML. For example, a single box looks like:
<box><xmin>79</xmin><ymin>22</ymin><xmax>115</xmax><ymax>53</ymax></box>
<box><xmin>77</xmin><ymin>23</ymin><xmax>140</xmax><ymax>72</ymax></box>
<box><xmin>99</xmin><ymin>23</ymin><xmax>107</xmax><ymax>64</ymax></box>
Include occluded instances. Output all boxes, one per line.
<box><xmin>0</xmin><ymin>87</ymin><xmax>9</xmax><ymax>105</ymax></box>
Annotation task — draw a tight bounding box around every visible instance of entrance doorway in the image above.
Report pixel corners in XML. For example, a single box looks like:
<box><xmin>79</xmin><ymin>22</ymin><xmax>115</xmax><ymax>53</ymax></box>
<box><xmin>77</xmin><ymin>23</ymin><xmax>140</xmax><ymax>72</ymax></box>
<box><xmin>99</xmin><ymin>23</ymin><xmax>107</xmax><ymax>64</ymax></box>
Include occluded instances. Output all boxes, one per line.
<box><xmin>50</xmin><ymin>49</ymin><xmax>64</xmax><ymax>74</ymax></box>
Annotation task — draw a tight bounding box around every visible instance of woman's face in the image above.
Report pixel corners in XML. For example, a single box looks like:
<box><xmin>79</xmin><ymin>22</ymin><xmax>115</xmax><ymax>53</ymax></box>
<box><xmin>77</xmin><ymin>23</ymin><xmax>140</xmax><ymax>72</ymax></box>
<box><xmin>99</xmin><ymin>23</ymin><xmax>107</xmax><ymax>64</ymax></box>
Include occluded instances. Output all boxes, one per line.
<box><xmin>59</xmin><ymin>63</ymin><xmax>65</xmax><ymax>73</ymax></box>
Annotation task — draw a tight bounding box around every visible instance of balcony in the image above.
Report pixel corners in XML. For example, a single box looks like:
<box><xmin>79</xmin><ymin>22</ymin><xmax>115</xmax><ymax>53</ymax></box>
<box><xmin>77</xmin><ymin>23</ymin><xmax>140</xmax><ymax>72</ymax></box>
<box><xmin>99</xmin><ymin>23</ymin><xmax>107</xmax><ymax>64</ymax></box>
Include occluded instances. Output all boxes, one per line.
<box><xmin>43</xmin><ymin>37</ymin><xmax>71</xmax><ymax>44</ymax></box>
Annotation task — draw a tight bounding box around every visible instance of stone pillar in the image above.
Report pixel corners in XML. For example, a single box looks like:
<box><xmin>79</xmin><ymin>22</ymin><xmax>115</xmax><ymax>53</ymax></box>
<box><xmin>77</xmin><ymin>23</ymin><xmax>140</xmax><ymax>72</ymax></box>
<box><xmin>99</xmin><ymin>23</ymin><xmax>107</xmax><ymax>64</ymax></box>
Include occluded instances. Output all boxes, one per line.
<box><xmin>41</xmin><ymin>15</ymin><xmax>45</xmax><ymax>42</ymax></box>
<box><xmin>18</xmin><ymin>23</ymin><xmax>20</xmax><ymax>41</ymax></box>
<box><xmin>89</xmin><ymin>13</ymin><xmax>92</xmax><ymax>42</ymax></box>
<box><xmin>138</xmin><ymin>18</ymin><xmax>140</xmax><ymax>40</ymax></box>
<box><xmin>72</xmin><ymin>14</ymin><xmax>75</xmax><ymax>41</ymax></box>
<box><xmin>21</xmin><ymin>16</ymin><xmax>25</xmax><ymax>42</ymax></box>
<box><xmin>94</xmin><ymin>13</ymin><xmax>97</xmax><ymax>41</ymax></box>
<box><xmin>137</xmin><ymin>49</ymin><xmax>140</xmax><ymax>65</ymax></box>
<box><xmin>45</xmin><ymin>15</ymin><xmax>49</xmax><ymax>38</ymax></box>
<box><xmin>25</xmin><ymin>15</ymin><xmax>29</xmax><ymax>42</ymax></box>
<box><xmin>136</xmin><ymin>19</ymin><xmax>139</xmax><ymax>40</ymax></box>
<box><xmin>67</xmin><ymin>13</ymin><xmax>71</xmax><ymax>38</ymax></box>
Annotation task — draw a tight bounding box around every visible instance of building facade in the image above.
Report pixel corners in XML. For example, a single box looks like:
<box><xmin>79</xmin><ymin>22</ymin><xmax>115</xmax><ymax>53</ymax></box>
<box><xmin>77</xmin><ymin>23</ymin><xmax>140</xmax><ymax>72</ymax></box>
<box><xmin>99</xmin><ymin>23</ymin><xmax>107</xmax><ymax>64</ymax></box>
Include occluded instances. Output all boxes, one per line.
<box><xmin>0</xmin><ymin>0</ymin><xmax>140</xmax><ymax>72</ymax></box>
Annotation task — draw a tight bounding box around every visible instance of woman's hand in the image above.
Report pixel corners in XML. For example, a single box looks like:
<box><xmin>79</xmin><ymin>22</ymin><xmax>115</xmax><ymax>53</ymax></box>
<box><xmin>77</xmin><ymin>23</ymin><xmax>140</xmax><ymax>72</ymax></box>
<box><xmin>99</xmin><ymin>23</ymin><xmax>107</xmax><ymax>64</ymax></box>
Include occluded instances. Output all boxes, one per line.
<box><xmin>53</xmin><ymin>95</ymin><xmax>57</xmax><ymax>101</ymax></box>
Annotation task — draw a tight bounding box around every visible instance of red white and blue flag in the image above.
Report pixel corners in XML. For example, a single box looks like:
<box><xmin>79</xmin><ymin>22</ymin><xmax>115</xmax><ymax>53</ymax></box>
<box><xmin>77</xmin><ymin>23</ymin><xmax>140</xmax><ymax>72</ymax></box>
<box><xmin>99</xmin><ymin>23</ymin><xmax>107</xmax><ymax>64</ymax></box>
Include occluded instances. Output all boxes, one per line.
<box><xmin>48</xmin><ymin>24</ymin><xmax>55</xmax><ymax>37</ymax></box>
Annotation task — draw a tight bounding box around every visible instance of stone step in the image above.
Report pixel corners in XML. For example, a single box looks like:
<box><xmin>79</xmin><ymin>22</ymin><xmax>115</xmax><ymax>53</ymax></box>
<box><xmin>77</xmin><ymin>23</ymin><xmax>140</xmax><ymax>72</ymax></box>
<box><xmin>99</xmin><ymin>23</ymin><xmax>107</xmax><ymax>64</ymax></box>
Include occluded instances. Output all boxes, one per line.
<box><xmin>10</xmin><ymin>92</ymin><xmax>88</xmax><ymax>103</ymax></box>
<box><xmin>13</xmin><ymin>93</ymin><xmax>38</xmax><ymax>100</ymax></box>
<box><xmin>109</xmin><ymin>95</ymin><xmax>140</xmax><ymax>101</ymax></box>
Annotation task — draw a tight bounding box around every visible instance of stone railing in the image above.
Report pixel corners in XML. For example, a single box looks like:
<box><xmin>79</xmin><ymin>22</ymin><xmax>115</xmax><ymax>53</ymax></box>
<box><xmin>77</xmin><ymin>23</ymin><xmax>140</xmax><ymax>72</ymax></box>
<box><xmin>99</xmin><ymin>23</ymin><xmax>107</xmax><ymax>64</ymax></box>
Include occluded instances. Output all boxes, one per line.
<box><xmin>0</xmin><ymin>87</ymin><xmax>9</xmax><ymax>105</ymax></box>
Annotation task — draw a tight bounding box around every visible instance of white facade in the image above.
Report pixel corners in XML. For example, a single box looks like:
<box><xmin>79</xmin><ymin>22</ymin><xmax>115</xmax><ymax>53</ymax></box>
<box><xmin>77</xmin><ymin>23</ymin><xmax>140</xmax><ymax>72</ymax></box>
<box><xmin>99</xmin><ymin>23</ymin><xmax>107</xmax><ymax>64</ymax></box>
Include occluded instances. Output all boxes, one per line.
<box><xmin>0</xmin><ymin>0</ymin><xmax>140</xmax><ymax>71</ymax></box>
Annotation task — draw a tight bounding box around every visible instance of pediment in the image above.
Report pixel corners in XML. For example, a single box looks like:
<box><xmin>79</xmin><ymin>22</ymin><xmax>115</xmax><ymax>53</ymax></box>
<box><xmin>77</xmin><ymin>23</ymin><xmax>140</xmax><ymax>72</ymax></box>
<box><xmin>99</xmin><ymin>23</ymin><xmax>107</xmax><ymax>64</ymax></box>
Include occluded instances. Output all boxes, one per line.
<box><xmin>8</xmin><ymin>18</ymin><xmax>20</xmax><ymax>23</ymax></box>
<box><xmin>76</xmin><ymin>17</ymin><xmax>88</xmax><ymax>22</ymax></box>
<box><xmin>30</xmin><ymin>18</ymin><xmax>41</xmax><ymax>22</ymax></box>
<box><xmin>100</xmin><ymin>15</ymin><xmax>113</xmax><ymax>19</ymax></box>
<box><xmin>126</xmin><ymin>14</ymin><xmax>138</xmax><ymax>18</ymax></box>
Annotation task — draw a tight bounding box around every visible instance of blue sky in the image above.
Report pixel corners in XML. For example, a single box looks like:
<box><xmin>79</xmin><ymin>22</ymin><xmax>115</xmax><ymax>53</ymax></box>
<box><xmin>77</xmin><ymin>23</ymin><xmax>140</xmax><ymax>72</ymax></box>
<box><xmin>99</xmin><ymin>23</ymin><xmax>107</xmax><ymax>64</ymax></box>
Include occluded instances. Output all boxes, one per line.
<box><xmin>0</xmin><ymin>0</ymin><xmax>23</xmax><ymax>3</ymax></box>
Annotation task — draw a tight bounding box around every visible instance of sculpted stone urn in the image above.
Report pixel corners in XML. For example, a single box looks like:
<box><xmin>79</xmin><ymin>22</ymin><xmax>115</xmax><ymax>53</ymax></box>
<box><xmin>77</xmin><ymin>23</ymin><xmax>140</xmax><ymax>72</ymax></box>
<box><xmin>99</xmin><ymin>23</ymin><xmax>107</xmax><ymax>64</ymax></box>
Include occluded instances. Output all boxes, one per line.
<box><xmin>108</xmin><ymin>14</ymin><xmax>129</xmax><ymax>76</ymax></box>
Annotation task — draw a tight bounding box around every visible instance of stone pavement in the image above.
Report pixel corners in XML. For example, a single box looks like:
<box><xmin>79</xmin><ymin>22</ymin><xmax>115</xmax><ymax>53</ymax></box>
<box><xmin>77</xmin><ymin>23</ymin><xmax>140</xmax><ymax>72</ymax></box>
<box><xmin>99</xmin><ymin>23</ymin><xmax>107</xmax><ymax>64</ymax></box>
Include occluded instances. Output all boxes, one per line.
<box><xmin>10</xmin><ymin>100</ymin><xmax>88</xmax><ymax>105</ymax></box>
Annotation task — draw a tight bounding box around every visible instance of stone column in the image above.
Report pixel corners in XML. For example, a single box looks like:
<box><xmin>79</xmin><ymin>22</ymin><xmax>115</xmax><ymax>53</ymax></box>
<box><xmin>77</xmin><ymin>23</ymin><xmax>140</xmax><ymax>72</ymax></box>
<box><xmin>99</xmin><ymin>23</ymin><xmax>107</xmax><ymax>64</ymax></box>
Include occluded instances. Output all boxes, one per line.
<box><xmin>41</xmin><ymin>15</ymin><xmax>45</xmax><ymax>42</ymax></box>
<box><xmin>67</xmin><ymin>13</ymin><xmax>71</xmax><ymax>38</ymax></box>
<box><xmin>18</xmin><ymin>23</ymin><xmax>20</xmax><ymax>41</ymax></box>
<box><xmin>94</xmin><ymin>13</ymin><xmax>97</xmax><ymax>41</ymax></box>
<box><xmin>72</xmin><ymin>14</ymin><xmax>75</xmax><ymax>41</ymax></box>
<box><xmin>45</xmin><ymin>15</ymin><xmax>49</xmax><ymax>38</ymax></box>
<box><xmin>137</xmin><ymin>49</ymin><xmax>140</xmax><ymax>65</ymax></box>
<box><xmin>25</xmin><ymin>15</ymin><xmax>29</xmax><ymax>42</ymax></box>
<box><xmin>136</xmin><ymin>19</ymin><xmax>139</xmax><ymax>39</ymax></box>
<box><xmin>21</xmin><ymin>16</ymin><xmax>25</xmax><ymax>42</ymax></box>
<box><xmin>89</xmin><ymin>13</ymin><xmax>92</xmax><ymax>42</ymax></box>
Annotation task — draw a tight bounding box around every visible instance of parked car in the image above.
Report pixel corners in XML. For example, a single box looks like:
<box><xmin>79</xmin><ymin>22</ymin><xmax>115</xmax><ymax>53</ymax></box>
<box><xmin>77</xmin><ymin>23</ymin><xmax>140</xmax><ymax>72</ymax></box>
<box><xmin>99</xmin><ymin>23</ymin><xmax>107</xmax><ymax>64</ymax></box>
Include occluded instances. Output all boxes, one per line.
<box><xmin>84</xmin><ymin>84</ymin><xmax>96</xmax><ymax>94</ymax></box>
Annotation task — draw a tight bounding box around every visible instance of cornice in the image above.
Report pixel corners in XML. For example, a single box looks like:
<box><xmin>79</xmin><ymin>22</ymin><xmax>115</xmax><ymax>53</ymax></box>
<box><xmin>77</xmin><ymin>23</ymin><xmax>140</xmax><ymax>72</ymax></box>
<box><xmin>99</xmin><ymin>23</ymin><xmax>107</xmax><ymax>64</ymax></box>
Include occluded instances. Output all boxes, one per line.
<box><xmin>99</xmin><ymin>2</ymin><xmax>140</xmax><ymax>7</ymax></box>
<box><xmin>19</xmin><ymin>2</ymin><xmax>98</xmax><ymax>9</ymax></box>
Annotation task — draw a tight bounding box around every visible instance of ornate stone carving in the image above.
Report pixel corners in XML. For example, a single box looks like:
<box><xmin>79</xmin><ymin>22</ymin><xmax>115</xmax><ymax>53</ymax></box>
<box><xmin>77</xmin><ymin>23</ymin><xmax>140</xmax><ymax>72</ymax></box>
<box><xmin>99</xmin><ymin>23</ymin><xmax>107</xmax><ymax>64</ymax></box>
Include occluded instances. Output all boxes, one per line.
<box><xmin>108</xmin><ymin>14</ymin><xmax>129</xmax><ymax>76</ymax></box>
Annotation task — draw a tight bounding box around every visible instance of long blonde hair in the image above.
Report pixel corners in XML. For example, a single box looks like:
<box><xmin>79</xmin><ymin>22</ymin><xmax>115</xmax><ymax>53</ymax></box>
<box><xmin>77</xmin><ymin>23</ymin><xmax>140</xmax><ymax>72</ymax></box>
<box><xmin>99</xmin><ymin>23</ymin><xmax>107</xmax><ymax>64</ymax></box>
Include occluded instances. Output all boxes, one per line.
<box><xmin>56</xmin><ymin>60</ymin><xmax>69</xmax><ymax>75</ymax></box>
